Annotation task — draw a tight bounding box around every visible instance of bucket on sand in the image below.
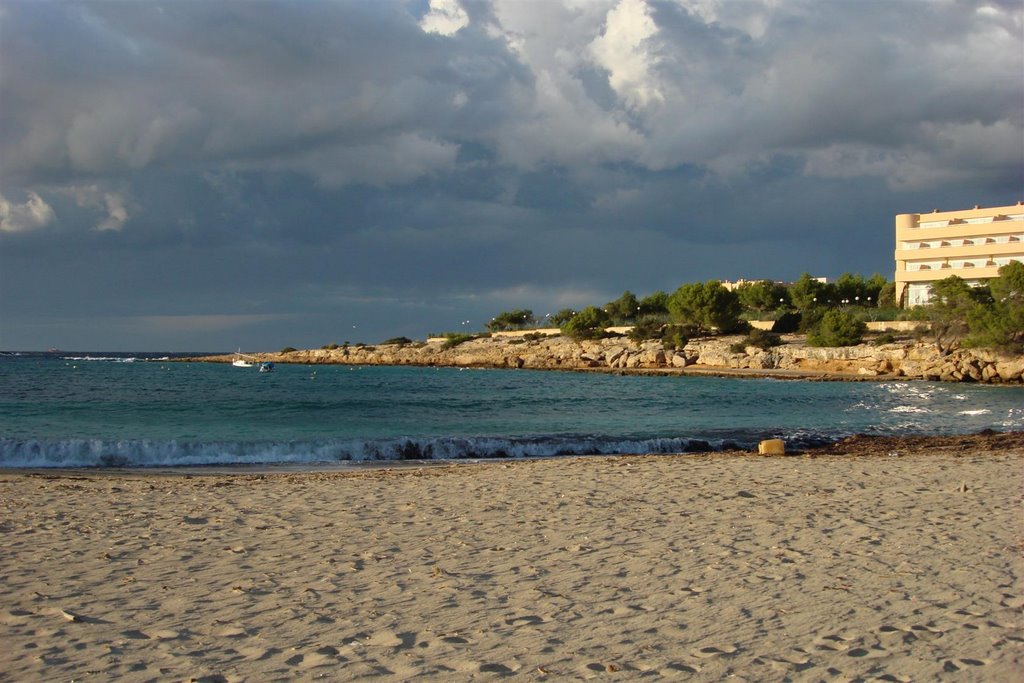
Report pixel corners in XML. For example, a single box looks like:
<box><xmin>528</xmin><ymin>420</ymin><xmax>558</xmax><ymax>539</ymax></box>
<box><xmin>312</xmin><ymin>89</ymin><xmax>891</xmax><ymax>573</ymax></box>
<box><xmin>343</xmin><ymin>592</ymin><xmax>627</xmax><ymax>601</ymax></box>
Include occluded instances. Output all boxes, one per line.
<box><xmin>758</xmin><ymin>439</ymin><xmax>785</xmax><ymax>455</ymax></box>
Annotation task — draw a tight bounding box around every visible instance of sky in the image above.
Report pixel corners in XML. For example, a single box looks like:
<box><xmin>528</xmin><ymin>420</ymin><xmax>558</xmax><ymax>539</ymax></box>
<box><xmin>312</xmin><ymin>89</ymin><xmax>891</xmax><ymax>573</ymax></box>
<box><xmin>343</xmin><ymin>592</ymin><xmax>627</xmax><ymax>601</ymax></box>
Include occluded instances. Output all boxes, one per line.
<box><xmin>1</xmin><ymin>0</ymin><xmax>1021</xmax><ymax>351</ymax></box>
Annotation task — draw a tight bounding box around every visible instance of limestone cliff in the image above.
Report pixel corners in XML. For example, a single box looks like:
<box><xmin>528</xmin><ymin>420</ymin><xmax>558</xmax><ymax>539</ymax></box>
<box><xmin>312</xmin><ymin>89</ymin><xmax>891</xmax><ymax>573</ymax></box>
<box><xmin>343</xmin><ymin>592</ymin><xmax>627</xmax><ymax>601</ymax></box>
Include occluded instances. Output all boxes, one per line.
<box><xmin>195</xmin><ymin>334</ymin><xmax>1024</xmax><ymax>384</ymax></box>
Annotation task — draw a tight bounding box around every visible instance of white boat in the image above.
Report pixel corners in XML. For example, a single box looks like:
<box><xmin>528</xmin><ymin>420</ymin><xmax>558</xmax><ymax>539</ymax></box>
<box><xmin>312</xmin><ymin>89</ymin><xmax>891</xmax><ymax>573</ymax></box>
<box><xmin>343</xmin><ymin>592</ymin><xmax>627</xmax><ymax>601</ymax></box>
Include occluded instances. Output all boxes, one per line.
<box><xmin>232</xmin><ymin>349</ymin><xmax>256</xmax><ymax>367</ymax></box>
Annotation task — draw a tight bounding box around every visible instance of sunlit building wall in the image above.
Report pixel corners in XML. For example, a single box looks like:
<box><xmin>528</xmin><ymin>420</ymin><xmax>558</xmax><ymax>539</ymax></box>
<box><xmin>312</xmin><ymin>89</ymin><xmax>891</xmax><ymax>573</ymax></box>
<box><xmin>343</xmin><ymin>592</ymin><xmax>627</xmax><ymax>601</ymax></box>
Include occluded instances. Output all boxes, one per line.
<box><xmin>894</xmin><ymin>202</ymin><xmax>1024</xmax><ymax>306</ymax></box>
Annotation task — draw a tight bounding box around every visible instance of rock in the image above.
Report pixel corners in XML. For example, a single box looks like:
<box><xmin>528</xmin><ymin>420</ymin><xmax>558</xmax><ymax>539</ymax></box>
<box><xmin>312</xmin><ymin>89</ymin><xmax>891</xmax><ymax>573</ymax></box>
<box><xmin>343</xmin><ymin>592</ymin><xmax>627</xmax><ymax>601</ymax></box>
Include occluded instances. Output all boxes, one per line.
<box><xmin>192</xmin><ymin>333</ymin><xmax>1020</xmax><ymax>384</ymax></box>
<box><xmin>605</xmin><ymin>347</ymin><xmax>626</xmax><ymax>366</ymax></box>
<box><xmin>994</xmin><ymin>356</ymin><xmax>1024</xmax><ymax>382</ymax></box>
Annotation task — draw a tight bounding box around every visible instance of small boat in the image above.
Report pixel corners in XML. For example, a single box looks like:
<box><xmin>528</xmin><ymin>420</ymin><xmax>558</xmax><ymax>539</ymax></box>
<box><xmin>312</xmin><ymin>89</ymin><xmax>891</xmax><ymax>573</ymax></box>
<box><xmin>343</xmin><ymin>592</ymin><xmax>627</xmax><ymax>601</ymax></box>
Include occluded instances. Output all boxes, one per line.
<box><xmin>232</xmin><ymin>349</ymin><xmax>256</xmax><ymax>367</ymax></box>
<box><xmin>259</xmin><ymin>362</ymin><xmax>275</xmax><ymax>373</ymax></box>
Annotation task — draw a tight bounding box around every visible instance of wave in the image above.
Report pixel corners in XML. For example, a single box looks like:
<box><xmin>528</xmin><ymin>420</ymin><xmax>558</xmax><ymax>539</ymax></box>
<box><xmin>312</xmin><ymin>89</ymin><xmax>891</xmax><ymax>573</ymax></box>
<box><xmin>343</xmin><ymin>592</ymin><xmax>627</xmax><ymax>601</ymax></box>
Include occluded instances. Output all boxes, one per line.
<box><xmin>0</xmin><ymin>432</ymin><xmax>842</xmax><ymax>469</ymax></box>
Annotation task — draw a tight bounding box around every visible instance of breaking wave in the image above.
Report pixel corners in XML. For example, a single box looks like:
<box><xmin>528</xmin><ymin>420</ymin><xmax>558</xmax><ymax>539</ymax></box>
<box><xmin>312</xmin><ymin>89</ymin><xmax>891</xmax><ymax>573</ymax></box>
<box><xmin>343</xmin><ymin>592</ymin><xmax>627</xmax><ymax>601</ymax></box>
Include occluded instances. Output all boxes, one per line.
<box><xmin>0</xmin><ymin>432</ymin><xmax>841</xmax><ymax>469</ymax></box>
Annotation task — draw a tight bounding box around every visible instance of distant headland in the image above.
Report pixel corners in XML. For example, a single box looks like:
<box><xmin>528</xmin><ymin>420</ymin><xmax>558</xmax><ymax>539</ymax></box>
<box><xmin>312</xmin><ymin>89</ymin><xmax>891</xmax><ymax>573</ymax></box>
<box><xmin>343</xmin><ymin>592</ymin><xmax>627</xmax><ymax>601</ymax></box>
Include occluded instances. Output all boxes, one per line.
<box><xmin>184</xmin><ymin>328</ymin><xmax>1023</xmax><ymax>384</ymax></box>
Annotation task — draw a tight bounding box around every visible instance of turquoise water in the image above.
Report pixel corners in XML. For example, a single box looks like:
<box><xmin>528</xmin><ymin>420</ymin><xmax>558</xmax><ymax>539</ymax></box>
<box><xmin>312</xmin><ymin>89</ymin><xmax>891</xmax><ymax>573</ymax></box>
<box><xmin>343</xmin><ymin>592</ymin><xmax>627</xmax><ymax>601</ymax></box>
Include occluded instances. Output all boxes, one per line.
<box><xmin>1</xmin><ymin>352</ymin><xmax>1022</xmax><ymax>467</ymax></box>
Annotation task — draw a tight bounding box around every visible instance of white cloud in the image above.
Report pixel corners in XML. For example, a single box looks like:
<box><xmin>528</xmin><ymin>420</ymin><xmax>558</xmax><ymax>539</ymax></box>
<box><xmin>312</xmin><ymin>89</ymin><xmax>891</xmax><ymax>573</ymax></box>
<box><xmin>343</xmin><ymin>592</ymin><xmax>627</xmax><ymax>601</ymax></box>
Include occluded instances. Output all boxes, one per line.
<box><xmin>70</xmin><ymin>185</ymin><xmax>130</xmax><ymax>231</ymax></box>
<box><xmin>98</xmin><ymin>193</ymin><xmax>129</xmax><ymax>231</ymax></box>
<box><xmin>0</xmin><ymin>191</ymin><xmax>56</xmax><ymax>233</ymax></box>
<box><xmin>589</xmin><ymin>0</ymin><xmax>664</xmax><ymax>108</ymax></box>
<box><xmin>804</xmin><ymin>120</ymin><xmax>1024</xmax><ymax>191</ymax></box>
<box><xmin>419</xmin><ymin>0</ymin><xmax>469</xmax><ymax>37</ymax></box>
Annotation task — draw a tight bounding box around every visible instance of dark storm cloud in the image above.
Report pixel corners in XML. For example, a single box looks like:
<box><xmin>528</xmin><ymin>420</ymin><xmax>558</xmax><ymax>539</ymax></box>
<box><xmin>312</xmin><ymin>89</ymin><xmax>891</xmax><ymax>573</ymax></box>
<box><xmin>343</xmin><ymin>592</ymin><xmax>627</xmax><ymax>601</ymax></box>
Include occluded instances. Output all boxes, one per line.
<box><xmin>1</xmin><ymin>0</ymin><xmax>1021</xmax><ymax>350</ymax></box>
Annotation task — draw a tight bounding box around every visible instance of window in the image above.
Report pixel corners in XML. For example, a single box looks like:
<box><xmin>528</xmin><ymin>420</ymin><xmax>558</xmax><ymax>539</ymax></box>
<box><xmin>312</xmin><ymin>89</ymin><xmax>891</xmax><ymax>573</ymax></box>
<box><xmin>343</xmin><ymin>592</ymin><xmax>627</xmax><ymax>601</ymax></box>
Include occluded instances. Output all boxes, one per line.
<box><xmin>908</xmin><ymin>283</ymin><xmax>931</xmax><ymax>306</ymax></box>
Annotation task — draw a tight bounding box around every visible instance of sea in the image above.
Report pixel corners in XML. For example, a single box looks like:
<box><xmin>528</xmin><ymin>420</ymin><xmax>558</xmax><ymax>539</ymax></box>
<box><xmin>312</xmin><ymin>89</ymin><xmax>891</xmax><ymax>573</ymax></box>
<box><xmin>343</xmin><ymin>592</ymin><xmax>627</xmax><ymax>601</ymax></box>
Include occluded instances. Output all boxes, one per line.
<box><xmin>1</xmin><ymin>351</ymin><xmax>1022</xmax><ymax>469</ymax></box>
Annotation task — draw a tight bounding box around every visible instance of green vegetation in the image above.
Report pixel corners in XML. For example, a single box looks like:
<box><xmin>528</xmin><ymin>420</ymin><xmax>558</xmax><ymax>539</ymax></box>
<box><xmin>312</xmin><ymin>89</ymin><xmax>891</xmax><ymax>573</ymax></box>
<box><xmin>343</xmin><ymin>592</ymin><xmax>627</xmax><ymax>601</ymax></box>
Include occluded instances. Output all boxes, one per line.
<box><xmin>475</xmin><ymin>264</ymin><xmax>1020</xmax><ymax>352</ymax></box>
<box><xmin>667</xmin><ymin>281</ymin><xmax>745</xmax><ymax>335</ymax></box>
<box><xmin>807</xmin><ymin>309</ymin><xmax>867</xmax><ymax>347</ymax></box>
<box><xmin>441</xmin><ymin>333</ymin><xmax>477</xmax><ymax>349</ymax></box>
<box><xmin>381</xmin><ymin>336</ymin><xmax>413</xmax><ymax>346</ymax></box>
<box><xmin>561</xmin><ymin>306</ymin><xmax>612</xmax><ymax>341</ymax></box>
<box><xmin>548</xmin><ymin>309</ymin><xmax>576</xmax><ymax>326</ymax></box>
<box><xmin>638</xmin><ymin>291</ymin><xmax>669</xmax><ymax>316</ymax></box>
<box><xmin>280</xmin><ymin>346</ymin><xmax>297</xmax><ymax>353</ymax></box>
<box><xmin>603</xmin><ymin>291</ymin><xmax>641</xmax><ymax>323</ymax></box>
<box><xmin>736</xmin><ymin>280</ymin><xmax>790</xmax><ymax>314</ymax></box>
<box><xmin>729</xmin><ymin>329</ymin><xmax>784</xmax><ymax>353</ymax></box>
<box><xmin>922</xmin><ymin>262</ymin><xmax>1024</xmax><ymax>354</ymax></box>
<box><xmin>487</xmin><ymin>309</ymin><xmax>536</xmax><ymax>332</ymax></box>
<box><xmin>627</xmin><ymin>316</ymin><xmax>666</xmax><ymax>343</ymax></box>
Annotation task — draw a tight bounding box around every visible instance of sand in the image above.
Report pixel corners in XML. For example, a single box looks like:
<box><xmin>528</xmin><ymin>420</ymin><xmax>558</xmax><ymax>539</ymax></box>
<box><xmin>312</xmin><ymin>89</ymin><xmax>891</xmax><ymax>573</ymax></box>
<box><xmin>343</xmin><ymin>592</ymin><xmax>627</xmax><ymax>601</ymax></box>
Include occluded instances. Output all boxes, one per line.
<box><xmin>1</xmin><ymin>434</ymin><xmax>1022</xmax><ymax>681</ymax></box>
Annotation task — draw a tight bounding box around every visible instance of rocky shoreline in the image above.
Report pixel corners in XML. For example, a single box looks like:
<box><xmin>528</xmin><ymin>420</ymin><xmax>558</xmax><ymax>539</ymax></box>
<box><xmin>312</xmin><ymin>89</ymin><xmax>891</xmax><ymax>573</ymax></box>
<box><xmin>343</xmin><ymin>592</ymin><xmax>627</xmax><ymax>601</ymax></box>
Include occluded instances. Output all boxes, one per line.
<box><xmin>186</xmin><ymin>333</ymin><xmax>1024</xmax><ymax>384</ymax></box>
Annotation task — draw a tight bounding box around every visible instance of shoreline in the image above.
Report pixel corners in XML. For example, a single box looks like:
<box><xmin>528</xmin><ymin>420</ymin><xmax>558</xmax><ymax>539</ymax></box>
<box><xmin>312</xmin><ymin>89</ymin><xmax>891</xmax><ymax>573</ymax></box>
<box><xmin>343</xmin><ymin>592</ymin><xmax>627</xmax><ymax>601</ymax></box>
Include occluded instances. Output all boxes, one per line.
<box><xmin>181</xmin><ymin>333</ymin><xmax>1024</xmax><ymax>384</ymax></box>
<box><xmin>2</xmin><ymin>431</ymin><xmax>1021</xmax><ymax>680</ymax></box>
<box><xmin>6</xmin><ymin>431</ymin><xmax>1023</xmax><ymax>478</ymax></box>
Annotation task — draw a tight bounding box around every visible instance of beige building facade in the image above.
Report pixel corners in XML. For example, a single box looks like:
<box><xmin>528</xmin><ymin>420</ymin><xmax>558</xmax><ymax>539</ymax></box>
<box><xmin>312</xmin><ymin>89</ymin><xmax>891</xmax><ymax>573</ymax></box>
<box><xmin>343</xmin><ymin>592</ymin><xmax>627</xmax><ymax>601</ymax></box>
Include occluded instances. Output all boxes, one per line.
<box><xmin>894</xmin><ymin>202</ymin><xmax>1024</xmax><ymax>306</ymax></box>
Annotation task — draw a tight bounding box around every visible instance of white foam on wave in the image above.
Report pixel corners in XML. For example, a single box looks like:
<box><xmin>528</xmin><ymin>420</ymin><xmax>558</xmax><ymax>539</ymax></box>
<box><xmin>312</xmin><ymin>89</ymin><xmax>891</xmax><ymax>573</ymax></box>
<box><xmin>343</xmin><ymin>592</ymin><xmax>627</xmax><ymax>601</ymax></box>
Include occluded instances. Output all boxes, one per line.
<box><xmin>958</xmin><ymin>409</ymin><xmax>991</xmax><ymax>416</ymax></box>
<box><xmin>889</xmin><ymin>406</ymin><xmax>931</xmax><ymax>414</ymax></box>
<box><xmin>0</xmin><ymin>434</ymin><xmax>771</xmax><ymax>469</ymax></box>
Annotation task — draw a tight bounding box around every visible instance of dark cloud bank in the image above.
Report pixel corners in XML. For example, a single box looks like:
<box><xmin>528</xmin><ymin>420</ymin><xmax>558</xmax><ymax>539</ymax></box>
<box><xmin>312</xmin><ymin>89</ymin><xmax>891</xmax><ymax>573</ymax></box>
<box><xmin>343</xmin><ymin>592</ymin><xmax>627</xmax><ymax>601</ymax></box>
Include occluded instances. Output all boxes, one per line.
<box><xmin>1</xmin><ymin>0</ymin><xmax>1021</xmax><ymax>350</ymax></box>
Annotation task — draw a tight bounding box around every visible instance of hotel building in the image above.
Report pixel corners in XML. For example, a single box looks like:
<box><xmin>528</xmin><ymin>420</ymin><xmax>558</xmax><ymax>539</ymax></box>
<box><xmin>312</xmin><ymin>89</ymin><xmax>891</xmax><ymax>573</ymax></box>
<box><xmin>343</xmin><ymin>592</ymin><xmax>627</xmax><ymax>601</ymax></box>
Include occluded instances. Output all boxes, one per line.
<box><xmin>894</xmin><ymin>202</ymin><xmax>1024</xmax><ymax>306</ymax></box>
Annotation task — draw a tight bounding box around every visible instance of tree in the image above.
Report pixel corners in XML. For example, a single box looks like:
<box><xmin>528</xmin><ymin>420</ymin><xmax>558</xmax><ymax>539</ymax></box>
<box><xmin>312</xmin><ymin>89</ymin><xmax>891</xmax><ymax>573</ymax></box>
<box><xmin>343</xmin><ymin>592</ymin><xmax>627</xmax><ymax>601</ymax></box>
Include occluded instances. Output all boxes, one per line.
<box><xmin>487</xmin><ymin>309</ymin><xmax>535</xmax><ymax>332</ymax></box>
<box><xmin>789</xmin><ymin>273</ymin><xmax>827</xmax><ymax>311</ymax></box>
<box><xmin>561</xmin><ymin>306</ymin><xmax>611</xmax><ymax>341</ymax></box>
<box><xmin>667</xmin><ymin>281</ymin><xmax>745</xmax><ymax>334</ymax></box>
<box><xmin>627</xmin><ymin>316</ymin><xmax>666</xmax><ymax>343</ymax></box>
<box><xmin>877</xmin><ymin>281</ymin><xmax>897</xmax><ymax>308</ymax></box>
<box><xmin>737</xmin><ymin>280</ymin><xmax>790</xmax><ymax>314</ymax></box>
<box><xmin>604</xmin><ymin>291</ymin><xmax>640</xmax><ymax>323</ymax></box>
<box><xmin>549</xmin><ymin>309</ymin><xmax>577</xmax><ymax>326</ymax></box>
<box><xmin>864</xmin><ymin>273</ymin><xmax>888</xmax><ymax>305</ymax></box>
<box><xmin>924</xmin><ymin>276</ymin><xmax>986</xmax><ymax>355</ymax></box>
<box><xmin>807</xmin><ymin>309</ymin><xmax>867</xmax><ymax>347</ymax></box>
<box><xmin>638</xmin><ymin>291</ymin><xmax>669</xmax><ymax>316</ymax></box>
<box><xmin>966</xmin><ymin>261</ymin><xmax>1024</xmax><ymax>353</ymax></box>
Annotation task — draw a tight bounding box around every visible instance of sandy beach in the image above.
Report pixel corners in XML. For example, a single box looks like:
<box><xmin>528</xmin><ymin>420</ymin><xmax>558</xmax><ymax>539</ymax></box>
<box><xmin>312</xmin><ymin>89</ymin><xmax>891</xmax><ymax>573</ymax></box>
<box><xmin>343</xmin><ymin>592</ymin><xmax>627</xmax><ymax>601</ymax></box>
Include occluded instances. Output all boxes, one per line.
<box><xmin>1</xmin><ymin>433</ymin><xmax>1022</xmax><ymax>681</ymax></box>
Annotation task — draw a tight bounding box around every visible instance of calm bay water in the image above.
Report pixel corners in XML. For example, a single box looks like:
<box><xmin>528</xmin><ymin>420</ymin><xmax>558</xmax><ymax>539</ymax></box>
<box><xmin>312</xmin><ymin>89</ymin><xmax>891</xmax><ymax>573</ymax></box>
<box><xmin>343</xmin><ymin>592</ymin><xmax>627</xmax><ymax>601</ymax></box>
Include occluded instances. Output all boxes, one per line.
<box><xmin>1</xmin><ymin>352</ymin><xmax>1022</xmax><ymax>468</ymax></box>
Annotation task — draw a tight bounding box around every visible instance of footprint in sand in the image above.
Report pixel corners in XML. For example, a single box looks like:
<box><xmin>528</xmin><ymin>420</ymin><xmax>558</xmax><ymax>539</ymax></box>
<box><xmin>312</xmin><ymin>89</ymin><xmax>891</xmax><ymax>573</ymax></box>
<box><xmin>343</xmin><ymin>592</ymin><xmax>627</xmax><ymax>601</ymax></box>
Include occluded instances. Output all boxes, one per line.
<box><xmin>692</xmin><ymin>644</ymin><xmax>738</xmax><ymax>659</ymax></box>
<box><xmin>213</xmin><ymin>625</ymin><xmax>249</xmax><ymax>638</ymax></box>
<box><xmin>364</xmin><ymin>630</ymin><xmax>406</xmax><ymax>647</ymax></box>
<box><xmin>238</xmin><ymin>645</ymin><xmax>280</xmax><ymax>661</ymax></box>
<box><xmin>151</xmin><ymin>629</ymin><xmax>184</xmax><ymax>640</ymax></box>
<box><xmin>811</xmin><ymin>633</ymin><xmax>856</xmax><ymax>651</ymax></box>
<box><xmin>120</xmin><ymin>629</ymin><xmax>150</xmax><ymax>640</ymax></box>
<box><xmin>943</xmin><ymin>658</ymin><xmax>988</xmax><ymax>672</ymax></box>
